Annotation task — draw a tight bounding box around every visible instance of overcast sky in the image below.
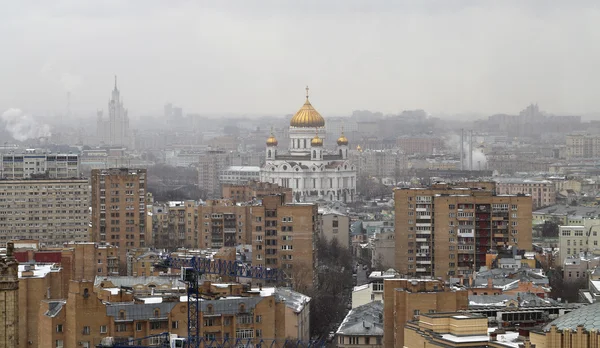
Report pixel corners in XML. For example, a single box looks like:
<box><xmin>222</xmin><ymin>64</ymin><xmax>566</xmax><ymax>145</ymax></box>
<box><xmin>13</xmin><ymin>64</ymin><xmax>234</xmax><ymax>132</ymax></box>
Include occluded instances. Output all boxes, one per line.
<box><xmin>1</xmin><ymin>0</ymin><xmax>599</xmax><ymax>118</ymax></box>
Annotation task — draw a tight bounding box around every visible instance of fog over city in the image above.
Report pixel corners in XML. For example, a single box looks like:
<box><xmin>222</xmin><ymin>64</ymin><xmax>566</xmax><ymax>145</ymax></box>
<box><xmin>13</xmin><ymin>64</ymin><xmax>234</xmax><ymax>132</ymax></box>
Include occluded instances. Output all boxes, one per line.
<box><xmin>4</xmin><ymin>2</ymin><xmax>600</xmax><ymax>348</ymax></box>
<box><xmin>1</xmin><ymin>1</ymin><xmax>600</xmax><ymax>118</ymax></box>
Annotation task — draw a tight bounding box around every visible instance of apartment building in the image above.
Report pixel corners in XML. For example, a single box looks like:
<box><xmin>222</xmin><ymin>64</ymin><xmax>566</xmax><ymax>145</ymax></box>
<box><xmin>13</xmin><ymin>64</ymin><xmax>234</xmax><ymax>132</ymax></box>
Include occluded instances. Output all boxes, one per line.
<box><xmin>394</xmin><ymin>183</ymin><xmax>532</xmax><ymax>279</ymax></box>
<box><xmin>558</xmin><ymin>219</ymin><xmax>600</xmax><ymax>264</ymax></box>
<box><xmin>221</xmin><ymin>180</ymin><xmax>293</xmax><ymax>203</ymax></box>
<box><xmin>152</xmin><ymin>200</ymin><xmax>198</xmax><ymax>249</ymax></box>
<box><xmin>198</xmin><ymin>200</ymin><xmax>253</xmax><ymax>249</ymax></box>
<box><xmin>397</xmin><ymin>136</ymin><xmax>443</xmax><ymax>155</ymax></box>
<box><xmin>382</xmin><ymin>278</ymin><xmax>469</xmax><ymax>348</ymax></box>
<box><xmin>320</xmin><ymin>209</ymin><xmax>350</xmax><ymax>247</ymax></box>
<box><xmin>0</xmin><ymin>178</ymin><xmax>90</xmax><ymax>247</ymax></box>
<box><xmin>251</xmin><ymin>195</ymin><xmax>319</xmax><ymax>290</ymax></box>
<box><xmin>494</xmin><ymin>178</ymin><xmax>555</xmax><ymax>209</ymax></box>
<box><xmin>37</xmin><ymin>279</ymin><xmax>311</xmax><ymax>347</ymax></box>
<box><xmin>91</xmin><ymin>168</ymin><xmax>147</xmax><ymax>272</ymax></box>
<box><xmin>566</xmin><ymin>133</ymin><xmax>600</xmax><ymax>159</ymax></box>
<box><xmin>1</xmin><ymin>152</ymin><xmax>80</xmax><ymax>179</ymax></box>
<box><xmin>198</xmin><ymin>150</ymin><xmax>230</xmax><ymax>199</ymax></box>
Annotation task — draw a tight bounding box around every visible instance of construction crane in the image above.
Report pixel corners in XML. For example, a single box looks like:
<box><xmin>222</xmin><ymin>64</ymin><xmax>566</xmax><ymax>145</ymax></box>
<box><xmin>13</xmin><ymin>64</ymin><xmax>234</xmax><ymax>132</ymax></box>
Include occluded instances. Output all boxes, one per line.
<box><xmin>156</xmin><ymin>256</ymin><xmax>324</xmax><ymax>348</ymax></box>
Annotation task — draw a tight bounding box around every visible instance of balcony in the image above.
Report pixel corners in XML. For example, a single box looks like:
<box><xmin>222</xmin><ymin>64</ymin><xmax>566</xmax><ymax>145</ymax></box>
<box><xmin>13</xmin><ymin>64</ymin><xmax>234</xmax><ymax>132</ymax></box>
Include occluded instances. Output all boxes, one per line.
<box><xmin>416</xmin><ymin>208</ymin><xmax>430</xmax><ymax>212</ymax></box>
<box><xmin>416</xmin><ymin>238</ymin><xmax>428</xmax><ymax>242</ymax></box>
<box><xmin>224</xmin><ymin>228</ymin><xmax>236</xmax><ymax>233</ymax></box>
<box><xmin>416</xmin><ymin>260</ymin><xmax>432</xmax><ymax>265</ymax></box>
<box><xmin>415</xmin><ymin>268</ymin><xmax>428</xmax><ymax>273</ymax></box>
<box><xmin>416</xmin><ymin>253</ymin><xmax>429</xmax><ymax>257</ymax></box>
<box><xmin>416</xmin><ymin>223</ymin><xmax>431</xmax><ymax>227</ymax></box>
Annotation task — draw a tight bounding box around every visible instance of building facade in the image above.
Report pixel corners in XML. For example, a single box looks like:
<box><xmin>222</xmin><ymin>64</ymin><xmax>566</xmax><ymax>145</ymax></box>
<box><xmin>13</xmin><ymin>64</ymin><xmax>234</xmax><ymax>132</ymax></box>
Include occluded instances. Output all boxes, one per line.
<box><xmin>260</xmin><ymin>88</ymin><xmax>357</xmax><ymax>203</ymax></box>
<box><xmin>198</xmin><ymin>150</ymin><xmax>231</xmax><ymax>199</ymax></box>
<box><xmin>382</xmin><ymin>278</ymin><xmax>469</xmax><ymax>348</ymax></box>
<box><xmin>1</xmin><ymin>152</ymin><xmax>80</xmax><ymax>179</ymax></box>
<box><xmin>91</xmin><ymin>168</ymin><xmax>147</xmax><ymax>272</ymax></box>
<box><xmin>394</xmin><ymin>183</ymin><xmax>533</xmax><ymax>279</ymax></box>
<box><xmin>152</xmin><ymin>200</ymin><xmax>198</xmax><ymax>249</ymax></box>
<box><xmin>221</xmin><ymin>180</ymin><xmax>293</xmax><ymax>203</ymax></box>
<box><xmin>0</xmin><ymin>178</ymin><xmax>90</xmax><ymax>247</ymax></box>
<box><xmin>397</xmin><ymin>136</ymin><xmax>443</xmax><ymax>155</ymax></box>
<box><xmin>494</xmin><ymin>178</ymin><xmax>555</xmax><ymax>209</ymax></box>
<box><xmin>219</xmin><ymin>166</ymin><xmax>261</xmax><ymax>186</ymax></box>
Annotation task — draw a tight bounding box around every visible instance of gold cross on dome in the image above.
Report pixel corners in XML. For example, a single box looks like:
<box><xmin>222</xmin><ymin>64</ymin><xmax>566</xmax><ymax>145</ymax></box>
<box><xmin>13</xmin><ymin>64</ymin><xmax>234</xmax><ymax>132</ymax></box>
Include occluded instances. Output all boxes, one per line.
<box><xmin>306</xmin><ymin>86</ymin><xmax>309</xmax><ymax>99</ymax></box>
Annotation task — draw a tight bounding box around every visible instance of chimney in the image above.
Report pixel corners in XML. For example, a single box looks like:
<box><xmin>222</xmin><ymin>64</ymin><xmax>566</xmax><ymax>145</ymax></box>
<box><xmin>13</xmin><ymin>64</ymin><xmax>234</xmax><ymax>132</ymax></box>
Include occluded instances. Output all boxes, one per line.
<box><xmin>487</xmin><ymin>277</ymin><xmax>493</xmax><ymax>289</ymax></box>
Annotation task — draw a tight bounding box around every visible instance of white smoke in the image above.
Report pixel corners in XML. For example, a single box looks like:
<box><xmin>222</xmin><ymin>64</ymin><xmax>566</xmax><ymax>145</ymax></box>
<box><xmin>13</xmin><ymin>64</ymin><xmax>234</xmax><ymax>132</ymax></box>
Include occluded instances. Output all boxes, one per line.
<box><xmin>1</xmin><ymin>108</ymin><xmax>52</xmax><ymax>142</ymax></box>
<box><xmin>445</xmin><ymin>132</ymin><xmax>487</xmax><ymax>169</ymax></box>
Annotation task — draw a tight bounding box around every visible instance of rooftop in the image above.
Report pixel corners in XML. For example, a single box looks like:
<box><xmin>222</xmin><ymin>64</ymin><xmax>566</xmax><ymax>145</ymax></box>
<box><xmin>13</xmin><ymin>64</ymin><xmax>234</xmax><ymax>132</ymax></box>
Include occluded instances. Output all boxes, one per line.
<box><xmin>544</xmin><ymin>302</ymin><xmax>600</xmax><ymax>331</ymax></box>
<box><xmin>336</xmin><ymin>301</ymin><xmax>383</xmax><ymax>336</ymax></box>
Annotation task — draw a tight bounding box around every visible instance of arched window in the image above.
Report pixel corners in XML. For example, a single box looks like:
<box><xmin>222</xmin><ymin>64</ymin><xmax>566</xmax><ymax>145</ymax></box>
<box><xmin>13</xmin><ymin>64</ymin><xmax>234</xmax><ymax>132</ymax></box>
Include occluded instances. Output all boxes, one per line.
<box><xmin>268</xmin><ymin>150</ymin><xmax>271</xmax><ymax>158</ymax></box>
<box><xmin>313</xmin><ymin>150</ymin><xmax>316</xmax><ymax>158</ymax></box>
<box><xmin>207</xmin><ymin>305</ymin><xmax>214</xmax><ymax>314</ymax></box>
<box><xmin>339</xmin><ymin>149</ymin><xmax>343</xmax><ymax>157</ymax></box>
<box><xmin>154</xmin><ymin>308</ymin><xmax>160</xmax><ymax>318</ymax></box>
<box><xmin>239</xmin><ymin>303</ymin><xmax>246</xmax><ymax>313</ymax></box>
<box><xmin>119</xmin><ymin>310</ymin><xmax>125</xmax><ymax>320</ymax></box>
<box><xmin>303</xmin><ymin>139</ymin><xmax>307</xmax><ymax>148</ymax></box>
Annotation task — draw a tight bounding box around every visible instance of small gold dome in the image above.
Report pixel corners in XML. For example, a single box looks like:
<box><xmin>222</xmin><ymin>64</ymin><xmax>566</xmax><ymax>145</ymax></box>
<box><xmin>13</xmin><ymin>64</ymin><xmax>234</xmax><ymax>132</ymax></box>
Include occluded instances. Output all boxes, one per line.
<box><xmin>356</xmin><ymin>145</ymin><xmax>362</xmax><ymax>152</ymax></box>
<box><xmin>337</xmin><ymin>132</ymin><xmax>348</xmax><ymax>146</ymax></box>
<box><xmin>266</xmin><ymin>134</ymin><xmax>278</xmax><ymax>147</ymax></box>
<box><xmin>290</xmin><ymin>86</ymin><xmax>325</xmax><ymax>128</ymax></box>
<box><xmin>311</xmin><ymin>134</ymin><xmax>323</xmax><ymax>147</ymax></box>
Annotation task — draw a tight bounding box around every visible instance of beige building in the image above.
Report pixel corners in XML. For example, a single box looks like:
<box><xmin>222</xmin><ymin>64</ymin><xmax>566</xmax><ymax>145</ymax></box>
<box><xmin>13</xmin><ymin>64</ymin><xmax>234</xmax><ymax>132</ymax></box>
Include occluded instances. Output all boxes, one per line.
<box><xmin>0</xmin><ymin>243</ymin><xmax>19</xmax><ymax>347</ymax></box>
<box><xmin>0</xmin><ymin>178</ymin><xmax>90</xmax><ymax>247</ymax></box>
<box><xmin>222</xmin><ymin>180</ymin><xmax>293</xmax><ymax>203</ymax></box>
<box><xmin>566</xmin><ymin>133</ymin><xmax>600</xmax><ymax>159</ymax></box>
<box><xmin>494</xmin><ymin>178</ymin><xmax>556</xmax><ymax>209</ymax></box>
<box><xmin>372</xmin><ymin>231</ymin><xmax>395</xmax><ymax>269</ymax></box>
<box><xmin>197</xmin><ymin>200</ymin><xmax>253</xmax><ymax>249</ymax></box>
<box><xmin>0</xmin><ymin>152</ymin><xmax>80</xmax><ymax>179</ymax></box>
<box><xmin>383</xmin><ymin>278</ymin><xmax>469</xmax><ymax>348</ymax></box>
<box><xmin>152</xmin><ymin>200</ymin><xmax>198</xmax><ymax>249</ymax></box>
<box><xmin>558</xmin><ymin>219</ymin><xmax>600</xmax><ymax>264</ymax></box>
<box><xmin>36</xmin><ymin>279</ymin><xmax>310</xmax><ymax>347</ymax></box>
<box><xmin>404</xmin><ymin>312</ymin><xmax>525</xmax><ymax>348</ymax></box>
<box><xmin>198</xmin><ymin>149</ymin><xmax>230</xmax><ymax>199</ymax></box>
<box><xmin>394</xmin><ymin>183</ymin><xmax>533</xmax><ymax>279</ymax></box>
<box><xmin>320</xmin><ymin>210</ymin><xmax>350</xmax><ymax>247</ymax></box>
<box><xmin>91</xmin><ymin>168</ymin><xmax>147</xmax><ymax>273</ymax></box>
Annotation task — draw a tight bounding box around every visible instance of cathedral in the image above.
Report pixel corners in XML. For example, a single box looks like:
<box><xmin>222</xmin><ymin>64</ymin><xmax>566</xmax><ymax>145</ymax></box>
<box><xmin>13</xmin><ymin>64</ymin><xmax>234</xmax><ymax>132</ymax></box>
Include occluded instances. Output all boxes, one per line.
<box><xmin>260</xmin><ymin>88</ymin><xmax>357</xmax><ymax>203</ymax></box>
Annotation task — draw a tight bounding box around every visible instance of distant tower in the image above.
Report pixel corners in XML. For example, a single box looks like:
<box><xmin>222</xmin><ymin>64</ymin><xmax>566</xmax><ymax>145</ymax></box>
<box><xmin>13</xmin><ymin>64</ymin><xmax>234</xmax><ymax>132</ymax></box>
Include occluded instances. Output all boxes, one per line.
<box><xmin>0</xmin><ymin>242</ymin><xmax>19</xmax><ymax>346</ymax></box>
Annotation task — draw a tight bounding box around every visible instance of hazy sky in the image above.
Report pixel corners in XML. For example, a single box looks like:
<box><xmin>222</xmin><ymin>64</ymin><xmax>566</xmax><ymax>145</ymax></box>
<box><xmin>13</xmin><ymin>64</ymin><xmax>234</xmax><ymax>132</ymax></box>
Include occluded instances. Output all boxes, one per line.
<box><xmin>1</xmin><ymin>0</ymin><xmax>600</xmax><ymax>118</ymax></box>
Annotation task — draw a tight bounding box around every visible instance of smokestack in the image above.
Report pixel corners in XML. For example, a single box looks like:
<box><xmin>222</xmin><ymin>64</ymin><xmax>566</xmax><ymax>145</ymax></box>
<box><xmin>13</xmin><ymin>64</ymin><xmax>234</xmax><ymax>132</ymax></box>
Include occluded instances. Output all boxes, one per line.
<box><xmin>469</xmin><ymin>130</ymin><xmax>473</xmax><ymax>171</ymax></box>
<box><xmin>460</xmin><ymin>129</ymin><xmax>464</xmax><ymax>171</ymax></box>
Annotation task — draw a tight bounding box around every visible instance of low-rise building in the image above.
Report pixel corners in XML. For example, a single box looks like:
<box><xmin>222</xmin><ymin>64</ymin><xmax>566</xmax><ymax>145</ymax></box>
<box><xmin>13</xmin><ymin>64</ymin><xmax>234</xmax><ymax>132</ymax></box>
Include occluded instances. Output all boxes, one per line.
<box><xmin>319</xmin><ymin>209</ymin><xmax>350</xmax><ymax>247</ymax></box>
<box><xmin>219</xmin><ymin>166</ymin><xmax>261</xmax><ymax>186</ymax></box>
<box><xmin>336</xmin><ymin>301</ymin><xmax>383</xmax><ymax>347</ymax></box>
<box><xmin>494</xmin><ymin>178</ymin><xmax>556</xmax><ymax>209</ymax></box>
<box><xmin>1</xmin><ymin>152</ymin><xmax>80</xmax><ymax>179</ymax></box>
<box><xmin>221</xmin><ymin>180</ymin><xmax>293</xmax><ymax>203</ymax></box>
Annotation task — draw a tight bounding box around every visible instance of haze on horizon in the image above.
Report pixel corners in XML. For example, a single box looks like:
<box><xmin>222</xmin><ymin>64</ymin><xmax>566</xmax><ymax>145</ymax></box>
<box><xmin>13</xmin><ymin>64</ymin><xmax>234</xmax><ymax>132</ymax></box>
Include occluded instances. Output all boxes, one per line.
<box><xmin>1</xmin><ymin>0</ymin><xmax>599</xmax><ymax>119</ymax></box>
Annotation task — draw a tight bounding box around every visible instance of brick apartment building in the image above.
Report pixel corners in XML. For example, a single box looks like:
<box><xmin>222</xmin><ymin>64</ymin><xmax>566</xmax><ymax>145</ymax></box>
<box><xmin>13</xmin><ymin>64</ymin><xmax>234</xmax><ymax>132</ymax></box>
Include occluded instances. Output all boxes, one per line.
<box><xmin>394</xmin><ymin>182</ymin><xmax>532</xmax><ymax>279</ymax></box>
<box><xmin>382</xmin><ymin>278</ymin><xmax>468</xmax><ymax>348</ymax></box>
<box><xmin>91</xmin><ymin>168</ymin><xmax>147</xmax><ymax>272</ymax></box>
<box><xmin>222</xmin><ymin>180</ymin><xmax>293</xmax><ymax>203</ymax></box>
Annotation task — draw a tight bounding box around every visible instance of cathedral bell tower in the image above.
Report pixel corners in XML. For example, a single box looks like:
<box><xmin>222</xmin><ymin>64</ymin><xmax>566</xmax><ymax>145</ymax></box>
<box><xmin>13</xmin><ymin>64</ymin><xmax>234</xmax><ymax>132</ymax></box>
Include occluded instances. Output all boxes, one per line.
<box><xmin>0</xmin><ymin>242</ymin><xmax>19</xmax><ymax>346</ymax></box>
<box><xmin>310</xmin><ymin>130</ymin><xmax>323</xmax><ymax>160</ymax></box>
<box><xmin>337</xmin><ymin>128</ymin><xmax>349</xmax><ymax>159</ymax></box>
<box><xmin>266</xmin><ymin>128</ymin><xmax>278</xmax><ymax>160</ymax></box>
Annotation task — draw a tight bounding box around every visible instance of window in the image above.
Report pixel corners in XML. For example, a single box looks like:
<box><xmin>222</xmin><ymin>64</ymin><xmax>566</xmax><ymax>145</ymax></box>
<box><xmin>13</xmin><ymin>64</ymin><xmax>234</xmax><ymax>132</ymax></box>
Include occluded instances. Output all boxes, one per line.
<box><xmin>56</xmin><ymin>340</ymin><xmax>64</xmax><ymax>348</ymax></box>
<box><xmin>172</xmin><ymin>321</ymin><xmax>179</xmax><ymax>329</ymax></box>
<box><xmin>136</xmin><ymin>322</ymin><xmax>143</xmax><ymax>331</ymax></box>
<box><xmin>256</xmin><ymin>315</ymin><xmax>262</xmax><ymax>323</ymax></box>
<box><xmin>237</xmin><ymin>314</ymin><xmax>253</xmax><ymax>324</ymax></box>
<box><xmin>150</xmin><ymin>321</ymin><xmax>163</xmax><ymax>330</ymax></box>
<box><xmin>256</xmin><ymin>329</ymin><xmax>262</xmax><ymax>338</ymax></box>
<box><xmin>349</xmin><ymin>337</ymin><xmax>359</xmax><ymax>344</ymax></box>
<box><xmin>56</xmin><ymin>324</ymin><xmax>63</xmax><ymax>333</ymax></box>
<box><xmin>100</xmin><ymin>325</ymin><xmax>107</xmax><ymax>334</ymax></box>
<box><xmin>204</xmin><ymin>318</ymin><xmax>214</xmax><ymax>327</ymax></box>
<box><xmin>414</xmin><ymin>309</ymin><xmax>420</xmax><ymax>316</ymax></box>
<box><xmin>82</xmin><ymin>326</ymin><xmax>90</xmax><ymax>335</ymax></box>
<box><xmin>365</xmin><ymin>337</ymin><xmax>370</xmax><ymax>345</ymax></box>
<box><xmin>82</xmin><ymin>343</ymin><xmax>90</xmax><ymax>348</ymax></box>
<box><xmin>116</xmin><ymin>324</ymin><xmax>127</xmax><ymax>332</ymax></box>
<box><xmin>236</xmin><ymin>329</ymin><xmax>254</xmax><ymax>339</ymax></box>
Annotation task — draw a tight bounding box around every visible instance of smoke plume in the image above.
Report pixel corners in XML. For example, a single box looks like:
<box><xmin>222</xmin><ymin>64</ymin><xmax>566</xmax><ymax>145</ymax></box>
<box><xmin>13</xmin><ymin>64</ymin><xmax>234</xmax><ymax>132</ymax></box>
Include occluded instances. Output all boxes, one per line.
<box><xmin>1</xmin><ymin>108</ymin><xmax>52</xmax><ymax>141</ymax></box>
<box><xmin>445</xmin><ymin>133</ymin><xmax>487</xmax><ymax>169</ymax></box>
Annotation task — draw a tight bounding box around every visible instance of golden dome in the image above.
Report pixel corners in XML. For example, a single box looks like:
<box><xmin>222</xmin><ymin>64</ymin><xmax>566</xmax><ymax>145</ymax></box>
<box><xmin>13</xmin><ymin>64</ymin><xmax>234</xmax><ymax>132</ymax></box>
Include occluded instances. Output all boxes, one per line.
<box><xmin>266</xmin><ymin>134</ymin><xmax>278</xmax><ymax>147</ymax></box>
<box><xmin>337</xmin><ymin>131</ymin><xmax>348</xmax><ymax>146</ymax></box>
<box><xmin>311</xmin><ymin>134</ymin><xmax>323</xmax><ymax>147</ymax></box>
<box><xmin>356</xmin><ymin>145</ymin><xmax>362</xmax><ymax>152</ymax></box>
<box><xmin>290</xmin><ymin>86</ymin><xmax>325</xmax><ymax>128</ymax></box>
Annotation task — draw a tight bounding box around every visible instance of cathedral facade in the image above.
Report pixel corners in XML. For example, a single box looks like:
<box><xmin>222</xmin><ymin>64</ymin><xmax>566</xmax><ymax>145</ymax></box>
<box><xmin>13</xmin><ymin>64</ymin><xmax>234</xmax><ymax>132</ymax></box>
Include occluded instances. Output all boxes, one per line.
<box><xmin>260</xmin><ymin>88</ymin><xmax>357</xmax><ymax>203</ymax></box>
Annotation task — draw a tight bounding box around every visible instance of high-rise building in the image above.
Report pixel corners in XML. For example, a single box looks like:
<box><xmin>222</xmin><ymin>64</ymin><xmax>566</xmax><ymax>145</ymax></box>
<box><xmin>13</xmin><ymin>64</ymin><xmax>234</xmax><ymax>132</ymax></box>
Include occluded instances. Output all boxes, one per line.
<box><xmin>260</xmin><ymin>87</ymin><xmax>357</xmax><ymax>203</ymax></box>
<box><xmin>152</xmin><ymin>200</ymin><xmax>198</xmax><ymax>249</ymax></box>
<box><xmin>0</xmin><ymin>178</ymin><xmax>90</xmax><ymax>247</ymax></box>
<box><xmin>197</xmin><ymin>200</ymin><xmax>252</xmax><ymax>249</ymax></box>
<box><xmin>251</xmin><ymin>195</ymin><xmax>319</xmax><ymax>290</ymax></box>
<box><xmin>198</xmin><ymin>150</ymin><xmax>230</xmax><ymax>199</ymax></box>
<box><xmin>0</xmin><ymin>243</ymin><xmax>19</xmax><ymax>347</ymax></box>
<box><xmin>394</xmin><ymin>183</ymin><xmax>532</xmax><ymax>279</ymax></box>
<box><xmin>1</xmin><ymin>152</ymin><xmax>80</xmax><ymax>179</ymax></box>
<box><xmin>96</xmin><ymin>77</ymin><xmax>131</xmax><ymax>147</ymax></box>
<box><xmin>91</xmin><ymin>168</ymin><xmax>147</xmax><ymax>272</ymax></box>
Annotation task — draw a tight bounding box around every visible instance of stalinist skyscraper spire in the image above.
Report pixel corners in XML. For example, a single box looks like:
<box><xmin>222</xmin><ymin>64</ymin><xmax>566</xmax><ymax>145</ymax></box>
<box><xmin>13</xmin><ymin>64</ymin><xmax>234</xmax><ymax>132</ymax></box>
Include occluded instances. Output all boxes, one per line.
<box><xmin>96</xmin><ymin>76</ymin><xmax>131</xmax><ymax>147</ymax></box>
